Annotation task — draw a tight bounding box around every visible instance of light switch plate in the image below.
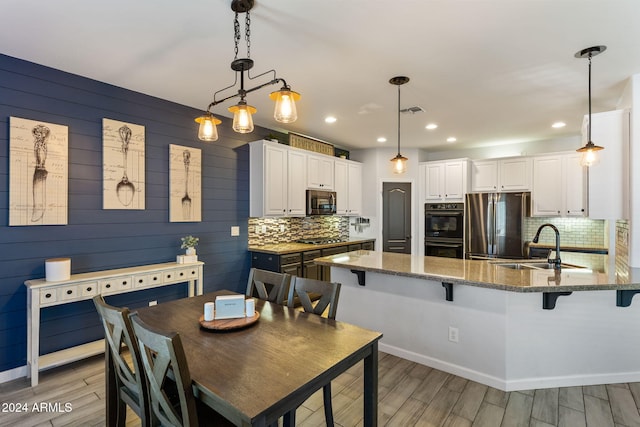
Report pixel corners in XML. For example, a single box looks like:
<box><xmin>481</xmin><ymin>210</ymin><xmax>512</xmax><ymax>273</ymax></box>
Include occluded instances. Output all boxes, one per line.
<box><xmin>231</xmin><ymin>226</ymin><xmax>240</xmax><ymax>236</ymax></box>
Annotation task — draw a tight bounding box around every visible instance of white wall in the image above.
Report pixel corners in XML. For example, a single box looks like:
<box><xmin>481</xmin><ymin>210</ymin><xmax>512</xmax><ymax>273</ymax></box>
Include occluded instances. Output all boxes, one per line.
<box><xmin>350</xmin><ymin>148</ymin><xmax>421</xmax><ymax>254</ymax></box>
<box><xmin>620</xmin><ymin>75</ymin><xmax>640</xmax><ymax>267</ymax></box>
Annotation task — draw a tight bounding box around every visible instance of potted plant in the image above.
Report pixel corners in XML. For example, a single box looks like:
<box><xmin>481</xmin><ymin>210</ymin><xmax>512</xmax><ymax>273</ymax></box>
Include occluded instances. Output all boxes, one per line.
<box><xmin>181</xmin><ymin>235</ymin><xmax>199</xmax><ymax>255</ymax></box>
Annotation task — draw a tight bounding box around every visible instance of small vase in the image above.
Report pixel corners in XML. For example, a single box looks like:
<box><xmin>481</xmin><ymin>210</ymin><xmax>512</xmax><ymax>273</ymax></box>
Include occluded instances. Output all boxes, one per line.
<box><xmin>186</xmin><ymin>247</ymin><xmax>196</xmax><ymax>256</ymax></box>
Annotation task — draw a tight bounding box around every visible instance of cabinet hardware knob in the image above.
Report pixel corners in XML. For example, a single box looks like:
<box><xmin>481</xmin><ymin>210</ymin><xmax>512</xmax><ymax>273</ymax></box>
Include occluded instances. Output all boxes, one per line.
<box><xmin>66</xmin><ymin>290</ymin><xmax>73</xmax><ymax>295</ymax></box>
<box><xmin>87</xmin><ymin>287</ymin><xmax>92</xmax><ymax>292</ymax></box>
<box><xmin>45</xmin><ymin>293</ymin><xmax>52</xmax><ymax>298</ymax></box>
<box><xmin>106</xmin><ymin>284</ymin><xmax>111</xmax><ymax>288</ymax></box>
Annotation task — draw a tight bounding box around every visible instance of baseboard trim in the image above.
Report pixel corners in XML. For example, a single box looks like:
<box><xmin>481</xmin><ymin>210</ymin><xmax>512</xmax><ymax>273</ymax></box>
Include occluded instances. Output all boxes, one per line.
<box><xmin>0</xmin><ymin>365</ymin><xmax>27</xmax><ymax>384</ymax></box>
<box><xmin>378</xmin><ymin>342</ymin><xmax>640</xmax><ymax>392</ymax></box>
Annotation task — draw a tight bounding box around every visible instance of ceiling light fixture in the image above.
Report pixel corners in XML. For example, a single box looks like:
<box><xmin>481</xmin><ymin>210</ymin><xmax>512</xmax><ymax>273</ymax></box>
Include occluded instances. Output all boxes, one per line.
<box><xmin>447</xmin><ymin>137</ymin><xmax>457</xmax><ymax>143</ymax></box>
<box><xmin>575</xmin><ymin>45</ymin><xmax>606</xmax><ymax>166</ymax></box>
<box><xmin>324</xmin><ymin>116</ymin><xmax>337</xmax><ymax>124</ymax></box>
<box><xmin>552</xmin><ymin>121</ymin><xmax>566</xmax><ymax>128</ymax></box>
<box><xmin>425</xmin><ymin>123</ymin><xmax>438</xmax><ymax>130</ymax></box>
<box><xmin>390</xmin><ymin>76</ymin><xmax>409</xmax><ymax>174</ymax></box>
<box><xmin>195</xmin><ymin>0</ymin><xmax>300</xmax><ymax>141</ymax></box>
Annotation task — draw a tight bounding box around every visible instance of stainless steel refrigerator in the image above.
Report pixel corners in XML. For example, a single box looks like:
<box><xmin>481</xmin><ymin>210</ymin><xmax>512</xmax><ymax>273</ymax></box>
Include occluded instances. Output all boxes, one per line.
<box><xmin>465</xmin><ymin>192</ymin><xmax>531</xmax><ymax>259</ymax></box>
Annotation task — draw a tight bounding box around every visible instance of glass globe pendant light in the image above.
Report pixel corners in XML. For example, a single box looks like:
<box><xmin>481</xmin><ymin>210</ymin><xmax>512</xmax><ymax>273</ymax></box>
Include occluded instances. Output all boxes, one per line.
<box><xmin>389</xmin><ymin>76</ymin><xmax>410</xmax><ymax>174</ymax></box>
<box><xmin>575</xmin><ymin>45</ymin><xmax>607</xmax><ymax>167</ymax></box>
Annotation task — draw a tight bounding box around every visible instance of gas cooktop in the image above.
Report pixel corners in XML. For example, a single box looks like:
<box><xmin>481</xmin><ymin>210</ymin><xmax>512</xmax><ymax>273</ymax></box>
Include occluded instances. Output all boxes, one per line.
<box><xmin>296</xmin><ymin>238</ymin><xmax>347</xmax><ymax>245</ymax></box>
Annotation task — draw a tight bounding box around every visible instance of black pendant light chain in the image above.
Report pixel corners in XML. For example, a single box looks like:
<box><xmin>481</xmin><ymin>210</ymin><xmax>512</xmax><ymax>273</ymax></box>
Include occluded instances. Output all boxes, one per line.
<box><xmin>233</xmin><ymin>12</ymin><xmax>240</xmax><ymax>60</ymax></box>
<box><xmin>233</xmin><ymin>10</ymin><xmax>251</xmax><ymax>61</ymax></box>
<box><xmin>245</xmin><ymin>10</ymin><xmax>251</xmax><ymax>59</ymax></box>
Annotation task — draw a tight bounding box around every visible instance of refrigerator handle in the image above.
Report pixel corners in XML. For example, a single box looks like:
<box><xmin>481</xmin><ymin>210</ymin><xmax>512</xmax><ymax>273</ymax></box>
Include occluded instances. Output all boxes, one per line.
<box><xmin>488</xmin><ymin>193</ymin><xmax>496</xmax><ymax>255</ymax></box>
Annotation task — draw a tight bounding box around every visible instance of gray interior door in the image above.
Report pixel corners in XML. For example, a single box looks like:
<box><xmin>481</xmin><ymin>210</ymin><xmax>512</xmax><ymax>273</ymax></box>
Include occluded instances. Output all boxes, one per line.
<box><xmin>383</xmin><ymin>182</ymin><xmax>412</xmax><ymax>253</ymax></box>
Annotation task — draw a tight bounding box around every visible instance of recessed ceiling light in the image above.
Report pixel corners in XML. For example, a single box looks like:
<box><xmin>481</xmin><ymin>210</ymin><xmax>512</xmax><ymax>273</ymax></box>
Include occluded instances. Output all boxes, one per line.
<box><xmin>446</xmin><ymin>137</ymin><xmax>457</xmax><ymax>143</ymax></box>
<box><xmin>425</xmin><ymin>123</ymin><xmax>438</xmax><ymax>130</ymax></box>
<box><xmin>377</xmin><ymin>137</ymin><xmax>387</xmax><ymax>143</ymax></box>
<box><xmin>324</xmin><ymin>116</ymin><xmax>337</xmax><ymax>124</ymax></box>
<box><xmin>552</xmin><ymin>121</ymin><xmax>566</xmax><ymax>128</ymax></box>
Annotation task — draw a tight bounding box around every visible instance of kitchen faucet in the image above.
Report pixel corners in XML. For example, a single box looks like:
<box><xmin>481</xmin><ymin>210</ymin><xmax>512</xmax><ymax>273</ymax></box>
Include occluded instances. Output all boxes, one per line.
<box><xmin>532</xmin><ymin>223</ymin><xmax>561</xmax><ymax>268</ymax></box>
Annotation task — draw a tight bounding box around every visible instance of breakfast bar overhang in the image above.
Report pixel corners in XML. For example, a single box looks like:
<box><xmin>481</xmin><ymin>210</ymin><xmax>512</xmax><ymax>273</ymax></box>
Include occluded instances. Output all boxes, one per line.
<box><xmin>314</xmin><ymin>250</ymin><xmax>640</xmax><ymax>392</ymax></box>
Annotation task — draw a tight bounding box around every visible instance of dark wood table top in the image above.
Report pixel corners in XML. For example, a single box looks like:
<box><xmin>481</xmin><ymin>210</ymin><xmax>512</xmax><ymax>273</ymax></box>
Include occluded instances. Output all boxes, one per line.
<box><xmin>135</xmin><ymin>290</ymin><xmax>382</xmax><ymax>426</ymax></box>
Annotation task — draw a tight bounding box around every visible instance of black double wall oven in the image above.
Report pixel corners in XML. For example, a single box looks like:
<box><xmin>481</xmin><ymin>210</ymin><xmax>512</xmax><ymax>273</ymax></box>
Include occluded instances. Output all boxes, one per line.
<box><xmin>425</xmin><ymin>202</ymin><xmax>464</xmax><ymax>259</ymax></box>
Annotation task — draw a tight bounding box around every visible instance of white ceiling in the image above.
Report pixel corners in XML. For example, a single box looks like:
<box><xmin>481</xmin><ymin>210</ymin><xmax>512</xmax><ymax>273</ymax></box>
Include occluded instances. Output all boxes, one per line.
<box><xmin>2</xmin><ymin>0</ymin><xmax>639</xmax><ymax>151</ymax></box>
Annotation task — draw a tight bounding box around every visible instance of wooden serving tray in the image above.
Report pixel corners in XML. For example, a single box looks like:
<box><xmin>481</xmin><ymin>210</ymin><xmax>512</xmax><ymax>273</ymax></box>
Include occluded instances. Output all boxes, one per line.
<box><xmin>199</xmin><ymin>312</ymin><xmax>260</xmax><ymax>331</ymax></box>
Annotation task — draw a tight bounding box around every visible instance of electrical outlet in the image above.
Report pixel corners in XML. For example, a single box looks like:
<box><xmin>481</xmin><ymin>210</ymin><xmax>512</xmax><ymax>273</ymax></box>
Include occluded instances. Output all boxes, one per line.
<box><xmin>261</xmin><ymin>225</ymin><xmax>267</xmax><ymax>233</ymax></box>
<box><xmin>448</xmin><ymin>326</ymin><xmax>459</xmax><ymax>343</ymax></box>
<box><xmin>255</xmin><ymin>225</ymin><xmax>261</xmax><ymax>234</ymax></box>
<box><xmin>231</xmin><ymin>226</ymin><xmax>240</xmax><ymax>236</ymax></box>
<box><xmin>280</xmin><ymin>224</ymin><xmax>285</xmax><ymax>232</ymax></box>
<box><xmin>149</xmin><ymin>300</ymin><xmax>157</xmax><ymax>306</ymax></box>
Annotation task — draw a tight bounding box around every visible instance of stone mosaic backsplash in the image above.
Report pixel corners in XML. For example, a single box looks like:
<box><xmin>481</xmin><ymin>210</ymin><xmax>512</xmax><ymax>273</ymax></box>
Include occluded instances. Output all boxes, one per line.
<box><xmin>248</xmin><ymin>216</ymin><xmax>350</xmax><ymax>246</ymax></box>
<box><xmin>523</xmin><ymin>217</ymin><xmax>605</xmax><ymax>247</ymax></box>
<box><xmin>616</xmin><ymin>220</ymin><xmax>629</xmax><ymax>278</ymax></box>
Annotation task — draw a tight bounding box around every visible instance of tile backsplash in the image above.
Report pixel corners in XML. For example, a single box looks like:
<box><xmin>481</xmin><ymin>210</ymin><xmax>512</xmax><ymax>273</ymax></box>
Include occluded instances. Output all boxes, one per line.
<box><xmin>248</xmin><ymin>216</ymin><xmax>350</xmax><ymax>246</ymax></box>
<box><xmin>523</xmin><ymin>217</ymin><xmax>605</xmax><ymax>247</ymax></box>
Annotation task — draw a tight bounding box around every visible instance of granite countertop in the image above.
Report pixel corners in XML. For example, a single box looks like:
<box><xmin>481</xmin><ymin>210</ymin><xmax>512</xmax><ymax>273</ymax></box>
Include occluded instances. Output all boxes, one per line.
<box><xmin>248</xmin><ymin>238</ymin><xmax>376</xmax><ymax>255</ymax></box>
<box><xmin>313</xmin><ymin>250</ymin><xmax>640</xmax><ymax>293</ymax></box>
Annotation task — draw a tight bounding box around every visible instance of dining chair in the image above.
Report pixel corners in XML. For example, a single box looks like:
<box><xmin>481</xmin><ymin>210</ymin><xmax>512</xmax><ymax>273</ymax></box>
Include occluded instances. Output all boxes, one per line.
<box><xmin>128</xmin><ymin>312</ymin><xmax>234</xmax><ymax>427</ymax></box>
<box><xmin>92</xmin><ymin>295</ymin><xmax>150</xmax><ymax>427</ymax></box>
<box><xmin>287</xmin><ymin>276</ymin><xmax>342</xmax><ymax>427</ymax></box>
<box><xmin>245</xmin><ymin>267</ymin><xmax>291</xmax><ymax>305</ymax></box>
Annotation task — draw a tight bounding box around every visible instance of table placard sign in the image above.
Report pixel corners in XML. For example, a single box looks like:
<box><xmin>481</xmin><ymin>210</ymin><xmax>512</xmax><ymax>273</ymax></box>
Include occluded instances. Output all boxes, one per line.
<box><xmin>215</xmin><ymin>295</ymin><xmax>245</xmax><ymax>319</ymax></box>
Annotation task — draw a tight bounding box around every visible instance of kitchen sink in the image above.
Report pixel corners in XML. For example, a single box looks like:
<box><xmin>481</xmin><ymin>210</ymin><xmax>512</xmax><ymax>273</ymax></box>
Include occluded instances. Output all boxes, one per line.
<box><xmin>492</xmin><ymin>261</ymin><xmax>585</xmax><ymax>270</ymax></box>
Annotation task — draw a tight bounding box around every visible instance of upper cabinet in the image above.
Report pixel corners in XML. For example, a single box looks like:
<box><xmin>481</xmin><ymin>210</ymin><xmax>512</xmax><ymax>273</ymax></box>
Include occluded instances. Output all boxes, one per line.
<box><xmin>307</xmin><ymin>153</ymin><xmax>334</xmax><ymax>190</ymax></box>
<box><xmin>250</xmin><ymin>140</ymin><xmax>362</xmax><ymax>218</ymax></box>
<box><xmin>470</xmin><ymin>157</ymin><xmax>531</xmax><ymax>192</ymax></box>
<box><xmin>334</xmin><ymin>159</ymin><xmax>362</xmax><ymax>216</ymax></box>
<box><xmin>249</xmin><ymin>140</ymin><xmax>306</xmax><ymax>217</ymax></box>
<box><xmin>531</xmin><ymin>153</ymin><xmax>586</xmax><ymax>217</ymax></box>
<box><xmin>421</xmin><ymin>159</ymin><xmax>468</xmax><ymax>202</ymax></box>
<box><xmin>584</xmin><ymin>109</ymin><xmax>630</xmax><ymax>220</ymax></box>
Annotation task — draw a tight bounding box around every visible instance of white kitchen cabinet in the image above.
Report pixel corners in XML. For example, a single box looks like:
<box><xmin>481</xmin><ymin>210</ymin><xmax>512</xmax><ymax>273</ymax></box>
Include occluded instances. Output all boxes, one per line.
<box><xmin>286</xmin><ymin>149</ymin><xmax>307</xmax><ymax>216</ymax></box>
<box><xmin>249</xmin><ymin>140</ymin><xmax>306</xmax><ymax>217</ymax></box>
<box><xmin>470</xmin><ymin>157</ymin><xmax>531</xmax><ymax>192</ymax></box>
<box><xmin>532</xmin><ymin>156</ymin><xmax>563</xmax><ymax>216</ymax></box>
<box><xmin>335</xmin><ymin>159</ymin><xmax>362</xmax><ymax>215</ymax></box>
<box><xmin>532</xmin><ymin>153</ymin><xmax>586</xmax><ymax>217</ymax></box>
<box><xmin>307</xmin><ymin>153</ymin><xmax>334</xmax><ymax>189</ymax></box>
<box><xmin>583</xmin><ymin>109</ymin><xmax>630</xmax><ymax>220</ymax></box>
<box><xmin>564</xmin><ymin>153</ymin><xmax>587</xmax><ymax>217</ymax></box>
<box><xmin>422</xmin><ymin>159</ymin><xmax>468</xmax><ymax>202</ymax></box>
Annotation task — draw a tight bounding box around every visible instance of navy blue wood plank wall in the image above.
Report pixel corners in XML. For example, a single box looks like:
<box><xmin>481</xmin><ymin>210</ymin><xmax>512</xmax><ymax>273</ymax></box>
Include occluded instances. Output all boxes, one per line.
<box><xmin>0</xmin><ymin>53</ymin><xmax>275</xmax><ymax>374</ymax></box>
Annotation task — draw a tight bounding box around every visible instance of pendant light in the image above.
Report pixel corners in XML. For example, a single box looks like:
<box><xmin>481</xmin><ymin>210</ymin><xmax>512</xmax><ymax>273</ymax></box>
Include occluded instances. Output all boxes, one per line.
<box><xmin>194</xmin><ymin>0</ymin><xmax>301</xmax><ymax>141</ymax></box>
<box><xmin>390</xmin><ymin>76</ymin><xmax>409</xmax><ymax>174</ymax></box>
<box><xmin>575</xmin><ymin>45</ymin><xmax>607</xmax><ymax>167</ymax></box>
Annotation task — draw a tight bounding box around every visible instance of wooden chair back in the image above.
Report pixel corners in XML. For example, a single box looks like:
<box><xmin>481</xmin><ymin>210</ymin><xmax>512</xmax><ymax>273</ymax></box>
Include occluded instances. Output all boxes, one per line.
<box><xmin>93</xmin><ymin>295</ymin><xmax>149</xmax><ymax>426</ymax></box>
<box><xmin>287</xmin><ymin>276</ymin><xmax>341</xmax><ymax>319</ymax></box>
<box><xmin>129</xmin><ymin>312</ymin><xmax>199</xmax><ymax>427</ymax></box>
<box><xmin>246</xmin><ymin>268</ymin><xmax>291</xmax><ymax>305</ymax></box>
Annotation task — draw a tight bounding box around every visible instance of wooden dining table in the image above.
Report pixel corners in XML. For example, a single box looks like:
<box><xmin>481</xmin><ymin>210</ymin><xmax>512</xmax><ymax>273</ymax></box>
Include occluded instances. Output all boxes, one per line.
<box><xmin>127</xmin><ymin>290</ymin><xmax>383</xmax><ymax>426</ymax></box>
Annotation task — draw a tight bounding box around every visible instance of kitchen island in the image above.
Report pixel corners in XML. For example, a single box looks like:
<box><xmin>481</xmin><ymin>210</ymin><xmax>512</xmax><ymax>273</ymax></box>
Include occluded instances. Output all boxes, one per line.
<box><xmin>314</xmin><ymin>250</ymin><xmax>640</xmax><ymax>391</ymax></box>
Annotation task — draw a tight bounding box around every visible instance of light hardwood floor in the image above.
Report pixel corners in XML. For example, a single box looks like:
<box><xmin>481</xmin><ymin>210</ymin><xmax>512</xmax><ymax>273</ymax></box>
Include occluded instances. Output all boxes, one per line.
<box><xmin>2</xmin><ymin>352</ymin><xmax>640</xmax><ymax>426</ymax></box>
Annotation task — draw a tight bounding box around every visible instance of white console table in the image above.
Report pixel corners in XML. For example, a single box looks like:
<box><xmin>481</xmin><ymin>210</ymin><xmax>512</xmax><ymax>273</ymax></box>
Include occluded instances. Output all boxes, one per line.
<box><xmin>24</xmin><ymin>261</ymin><xmax>204</xmax><ymax>386</ymax></box>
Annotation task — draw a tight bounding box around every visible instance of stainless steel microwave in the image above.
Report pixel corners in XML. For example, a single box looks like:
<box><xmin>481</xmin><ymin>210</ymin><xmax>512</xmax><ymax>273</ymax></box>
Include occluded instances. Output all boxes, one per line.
<box><xmin>306</xmin><ymin>190</ymin><xmax>337</xmax><ymax>215</ymax></box>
